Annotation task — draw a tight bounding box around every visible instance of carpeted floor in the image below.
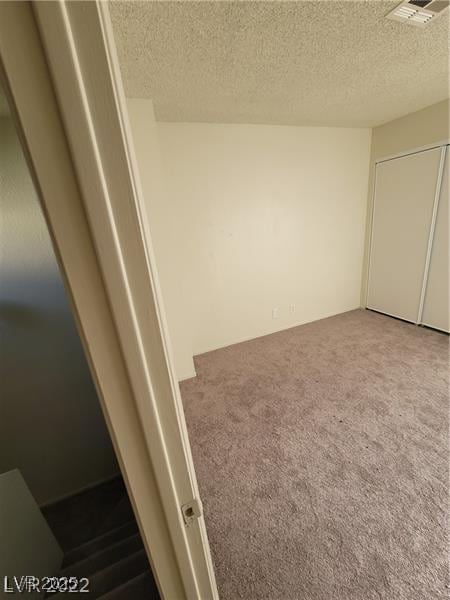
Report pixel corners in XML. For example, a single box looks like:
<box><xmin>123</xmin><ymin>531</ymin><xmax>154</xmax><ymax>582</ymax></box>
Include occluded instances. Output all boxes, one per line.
<box><xmin>180</xmin><ymin>309</ymin><xmax>449</xmax><ymax>600</ymax></box>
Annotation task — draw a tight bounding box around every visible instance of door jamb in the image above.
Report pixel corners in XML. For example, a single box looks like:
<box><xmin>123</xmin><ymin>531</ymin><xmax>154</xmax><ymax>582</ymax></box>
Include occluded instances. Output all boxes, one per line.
<box><xmin>0</xmin><ymin>2</ymin><xmax>218</xmax><ymax>599</ymax></box>
<box><xmin>375</xmin><ymin>139</ymin><xmax>450</xmax><ymax>164</ymax></box>
<box><xmin>417</xmin><ymin>146</ymin><xmax>448</xmax><ymax>324</ymax></box>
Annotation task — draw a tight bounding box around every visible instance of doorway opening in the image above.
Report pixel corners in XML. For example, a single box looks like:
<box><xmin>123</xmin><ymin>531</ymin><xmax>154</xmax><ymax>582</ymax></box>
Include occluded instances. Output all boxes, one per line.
<box><xmin>111</xmin><ymin>2</ymin><xmax>449</xmax><ymax>598</ymax></box>
<box><xmin>0</xmin><ymin>79</ymin><xmax>158</xmax><ymax>599</ymax></box>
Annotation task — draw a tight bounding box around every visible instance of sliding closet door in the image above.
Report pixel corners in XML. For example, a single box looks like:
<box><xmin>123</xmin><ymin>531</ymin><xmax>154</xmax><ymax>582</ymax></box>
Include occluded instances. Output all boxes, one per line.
<box><xmin>367</xmin><ymin>147</ymin><xmax>442</xmax><ymax>323</ymax></box>
<box><xmin>421</xmin><ymin>148</ymin><xmax>449</xmax><ymax>332</ymax></box>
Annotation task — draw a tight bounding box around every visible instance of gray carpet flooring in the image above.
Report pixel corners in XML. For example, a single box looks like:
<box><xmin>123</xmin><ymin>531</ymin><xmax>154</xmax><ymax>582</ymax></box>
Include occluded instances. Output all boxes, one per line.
<box><xmin>180</xmin><ymin>309</ymin><xmax>449</xmax><ymax>600</ymax></box>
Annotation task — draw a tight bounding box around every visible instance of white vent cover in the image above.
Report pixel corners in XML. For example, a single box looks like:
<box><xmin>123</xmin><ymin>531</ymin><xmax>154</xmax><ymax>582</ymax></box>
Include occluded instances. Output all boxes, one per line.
<box><xmin>386</xmin><ymin>0</ymin><xmax>449</xmax><ymax>27</ymax></box>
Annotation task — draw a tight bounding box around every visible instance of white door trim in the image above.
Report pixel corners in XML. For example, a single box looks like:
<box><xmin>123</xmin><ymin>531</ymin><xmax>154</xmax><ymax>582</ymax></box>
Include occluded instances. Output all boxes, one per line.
<box><xmin>365</xmin><ymin>164</ymin><xmax>379</xmax><ymax>309</ymax></box>
<box><xmin>366</xmin><ymin>143</ymin><xmax>449</xmax><ymax>324</ymax></box>
<box><xmin>375</xmin><ymin>139</ymin><xmax>450</xmax><ymax>165</ymax></box>
<box><xmin>0</xmin><ymin>2</ymin><xmax>218</xmax><ymax>599</ymax></box>
<box><xmin>417</xmin><ymin>146</ymin><xmax>447</xmax><ymax>324</ymax></box>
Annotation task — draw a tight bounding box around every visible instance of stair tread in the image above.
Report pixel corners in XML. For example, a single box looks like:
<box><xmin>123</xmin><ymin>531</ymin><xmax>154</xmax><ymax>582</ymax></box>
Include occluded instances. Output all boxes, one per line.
<box><xmin>82</xmin><ymin>548</ymin><xmax>149</xmax><ymax>597</ymax></box>
<box><xmin>52</xmin><ymin>549</ymin><xmax>149</xmax><ymax>598</ymax></box>
<box><xmin>98</xmin><ymin>571</ymin><xmax>159</xmax><ymax>600</ymax></box>
<box><xmin>42</xmin><ymin>477</ymin><xmax>134</xmax><ymax>553</ymax></box>
<box><xmin>61</xmin><ymin>533</ymin><xmax>143</xmax><ymax>577</ymax></box>
<box><xmin>63</xmin><ymin>520</ymin><xmax>138</xmax><ymax>567</ymax></box>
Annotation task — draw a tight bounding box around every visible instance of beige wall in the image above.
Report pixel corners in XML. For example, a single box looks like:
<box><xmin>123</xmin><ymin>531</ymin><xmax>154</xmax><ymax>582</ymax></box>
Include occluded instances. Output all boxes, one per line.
<box><xmin>361</xmin><ymin>99</ymin><xmax>450</xmax><ymax>304</ymax></box>
<box><xmin>127</xmin><ymin>99</ymin><xmax>196</xmax><ymax>380</ymax></box>
<box><xmin>128</xmin><ymin>105</ymin><xmax>372</xmax><ymax>378</ymax></box>
<box><xmin>157</xmin><ymin>124</ymin><xmax>371</xmax><ymax>359</ymax></box>
<box><xmin>0</xmin><ymin>116</ymin><xmax>119</xmax><ymax>505</ymax></box>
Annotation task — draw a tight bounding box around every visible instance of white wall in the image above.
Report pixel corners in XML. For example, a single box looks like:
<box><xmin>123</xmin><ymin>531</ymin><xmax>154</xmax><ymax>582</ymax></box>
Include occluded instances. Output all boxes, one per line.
<box><xmin>127</xmin><ymin>99</ymin><xmax>196</xmax><ymax>380</ymax></box>
<box><xmin>159</xmin><ymin>124</ymin><xmax>371</xmax><ymax>357</ymax></box>
<box><xmin>128</xmin><ymin>110</ymin><xmax>371</xmax><ymax>378</ymax></box>
<box><xmin>0</xmin><ymin>116</ymin><xmax>119</xmax><ymax>505</ymax></box>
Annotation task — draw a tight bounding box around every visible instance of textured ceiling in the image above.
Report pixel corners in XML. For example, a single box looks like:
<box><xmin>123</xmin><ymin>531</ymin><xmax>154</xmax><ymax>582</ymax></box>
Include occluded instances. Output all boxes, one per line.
<box><xmin>110</xmin><ymin>0</ymin><xmax>450</xmax><ymax>127</ymax></box>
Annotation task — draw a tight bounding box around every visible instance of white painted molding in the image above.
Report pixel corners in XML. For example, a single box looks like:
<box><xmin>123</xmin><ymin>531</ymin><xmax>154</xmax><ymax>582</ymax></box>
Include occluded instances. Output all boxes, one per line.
<box><xmin>33</xmin><ymin>2</ymin><xmax>218</xmax><ymax>598</ymax></box>
<box><xmin>0</xmin><ymin>2</ymin><xmax>218</xmax><ymax>599</ymax></box>
<box><xmin>417</xmin><ymin>146</ymin><xmax>447</xmax><ymax>324</ymax></box>
<box><xmin>375</xmin><ymin>139</ymin><xmax>450</xmax><ymax>164</ymax></box>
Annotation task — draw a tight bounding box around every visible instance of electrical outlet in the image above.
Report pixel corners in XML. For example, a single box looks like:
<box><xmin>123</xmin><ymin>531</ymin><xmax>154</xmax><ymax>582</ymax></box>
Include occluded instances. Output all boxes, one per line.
<box><xmin>272</xmin><ymin>308</ymin><xmax>279</xmax><ymax>319</ymax></box>
<box><xmin>289</xmin><ymin>304</ymin><xmax>296</xmax><ymax>313</ymax></box>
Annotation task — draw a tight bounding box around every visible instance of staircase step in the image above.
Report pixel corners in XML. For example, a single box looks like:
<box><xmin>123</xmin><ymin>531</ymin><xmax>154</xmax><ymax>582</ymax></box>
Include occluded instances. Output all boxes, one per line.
<box><xmin>98</xmin><ymin>572</ymin><xmax>159</xmax><ymax>600</ymax></box>
<box><xmin>42</xmin><ymin>476</ymin><xmax>135</xmax><ymax>553</ymax></box>
<box><xmin>62</xmin><ymin>521</ymin><xmax>138</xmax><ymax>568</ymax></box>
<box><xmin>52</xmin><ymin>549</ymin><xmax>149</xmax><ymax>598</ymax></box>
<box><xmin>61</xmin><ymin>533</ymin><xmax>143</xmax><ymax>578</ymax></box>
<box><xmin>81</xmin><ymin>549</ymin><xmax>149</xmax><ymax>597</ymax></box>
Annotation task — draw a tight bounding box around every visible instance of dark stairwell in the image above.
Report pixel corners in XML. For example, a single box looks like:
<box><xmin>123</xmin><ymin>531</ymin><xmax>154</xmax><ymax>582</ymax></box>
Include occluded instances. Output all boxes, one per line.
<box><xmin>42</xmin><ymin>477</ymin><xmax>159</xmax><ymax>599</ymax></box>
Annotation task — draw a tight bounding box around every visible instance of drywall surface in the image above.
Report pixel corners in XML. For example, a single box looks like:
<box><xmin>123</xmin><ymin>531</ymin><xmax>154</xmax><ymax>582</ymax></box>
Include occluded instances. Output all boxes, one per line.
<box><xmin>127</xmin><ymin>98</ymin><xmax>196</xmax><ymax>380</ymax></box>
<box><xmin>361</xmin><ymin>99</ymin><xmax>450</xmax><ymax>304</ymax></box>
<box><xmin>0</xmin><ymin>116</ymin><xmax>119</xmax><ymax>505</ymax></box>
<box><xmin>155</xmin><ymin>122</ymin><xmax>371</xmax><ymax>357</ymax></box>
<box><xmin>370</xmin><ymin>99</ymin><xmax>449</xmax><ymax>161</ymax></box>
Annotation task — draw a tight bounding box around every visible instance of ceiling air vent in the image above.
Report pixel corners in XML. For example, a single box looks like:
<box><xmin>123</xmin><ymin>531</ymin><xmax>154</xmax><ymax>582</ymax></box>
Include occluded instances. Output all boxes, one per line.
<box><xmin>386</xmin><ymin>0</ymin><xmax>449</xmax><ymax>26</ymax></box>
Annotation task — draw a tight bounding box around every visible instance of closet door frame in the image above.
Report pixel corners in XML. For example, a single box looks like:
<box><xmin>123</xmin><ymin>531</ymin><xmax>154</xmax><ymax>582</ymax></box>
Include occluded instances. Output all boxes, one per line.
<box><xmin>366</xmin><ymin>141</ymin><xmax>449</xmax><ymax>325</ymax></box>
<box><xmin>373</xmin><ymin>139</ymin><xmax>449</xmax><ymax>164</ymax></box>
<box><xmin>420</xmin><ymin>145</ymin><xmax>449</xmax><ymax>332</ymax></box>
<box><xmin>417</xmin><ymin>145</ymin><xmax>448</xmax><ymax>324</ymax></box>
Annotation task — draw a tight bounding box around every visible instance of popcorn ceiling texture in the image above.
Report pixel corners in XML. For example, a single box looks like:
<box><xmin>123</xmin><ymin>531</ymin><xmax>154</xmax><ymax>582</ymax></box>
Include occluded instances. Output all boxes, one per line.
<box><xmin>110</xmin><ymin>0</ymin><xmax>449</xmax><ymax>127</ymax></box>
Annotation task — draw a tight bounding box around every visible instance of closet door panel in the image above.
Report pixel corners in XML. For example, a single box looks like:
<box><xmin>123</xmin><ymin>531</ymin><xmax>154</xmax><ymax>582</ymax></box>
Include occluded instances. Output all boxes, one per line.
<box><xmin>367</xmin><ymin>148</ymin><xmax>442</xmax><ymax>323</ymax></box>
<box><xmin>421</xmin><ymin>149</ymin><xmax>449</xmax><ymax>332</ymax></box>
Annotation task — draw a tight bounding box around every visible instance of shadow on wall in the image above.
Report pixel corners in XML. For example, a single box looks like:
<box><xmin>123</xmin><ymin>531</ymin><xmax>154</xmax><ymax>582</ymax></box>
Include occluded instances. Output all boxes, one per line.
<box><xmin>0</xmin><ymin>114</ymin><xmax>119</xmax><ymax>505</ymax></box>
